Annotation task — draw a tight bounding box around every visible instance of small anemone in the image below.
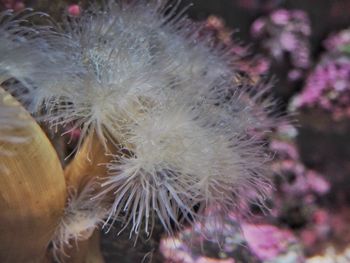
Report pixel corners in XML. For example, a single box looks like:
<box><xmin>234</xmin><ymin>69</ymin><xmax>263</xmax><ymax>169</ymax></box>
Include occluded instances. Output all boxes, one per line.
<box><xmin>16</xmin><ymin>0</ymin><xmax>242</xmax><ymax>151</ymax></box>
<box><xmin>51</xmin><ymin>180</ymin><xmax>108</xmax><ymax>262</ymax></box>
<box><xmin>99</xmin><ymin>92</ymin><xmax>273</xmax><ymax>236</ymax></box>
<box><xmin>0</xmin><ymin>9</ymin><xmax>51</xmax><ymax>86</ymax></box>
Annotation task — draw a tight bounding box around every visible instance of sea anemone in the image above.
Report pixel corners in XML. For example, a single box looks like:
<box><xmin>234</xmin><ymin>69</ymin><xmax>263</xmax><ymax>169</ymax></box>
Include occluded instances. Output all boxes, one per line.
<box><xmin>51</xmin><ymin>179</ymin><xmax>108</xmax><ymax>261</ymax></box>
<box><xmin>101</xmin><ymin>94</ymin><xmax>272</xmax><ymax>235</ymax></box>
<box><xmin>4</xmin><ymin>0</ymin><xmax>279</xmax><ymax>238</ymax></box>
<box><xmin>0</xmin><ymin>10</ymin><xmax>49</xmax><ymax>86</ymax></box>
<box><xmin>20</xmin><ymin>0</ymin><xmax>241</xmax><ymax>149</ymax></box>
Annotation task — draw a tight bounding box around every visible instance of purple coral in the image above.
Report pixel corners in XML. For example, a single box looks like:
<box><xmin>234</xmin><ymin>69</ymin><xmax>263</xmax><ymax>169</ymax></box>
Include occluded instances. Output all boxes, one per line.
<box><xmin>1</xmin><ymin>0</ymin><xmax>24</xmax><ymax>11</ymax></box>
<box><xmin>291</xmin><ymin>55</ymin><xmax>350</xmax><ymax>120</ymax></box>
<box><xmin>67</xmin><ymin>4</ymin><xmax>80</xmax><ymax>16</ymax></box>
<box><xmin>251</xmin><ymin>9</ymin><xmax>311</xmax><ymax>81</ymax></box>
<box><xmin>160</xmin><ymin>207</ymin><xmax>305</xmax><ymax>263</ymax></box>
<box><xmin>242</xmin><ymin>223</ymin><xmax>304</xmax><ymax>262</ymax></box>
<box><xmin>160</xmin><ymin>209</ymin><xmax>257</xmax><ymax>263</ymax></box>
<box><xmin>291</xmin><ymin>28</ymin><xmax>350</xmax><ymax>120</ymax></box>
<box><xmin>324</xmin><ymin>28</ymin><xmax>350</xmax><ymax>52</ymax></box>
<box><xmin>270</xmin><ymin>124</ymin><xmax>330</xmax><ymax>197</ymax></box>
<box><xmin>202</xmin><ymin>15</ymin><xmax>270</xmax><ymax>78</ymax></box>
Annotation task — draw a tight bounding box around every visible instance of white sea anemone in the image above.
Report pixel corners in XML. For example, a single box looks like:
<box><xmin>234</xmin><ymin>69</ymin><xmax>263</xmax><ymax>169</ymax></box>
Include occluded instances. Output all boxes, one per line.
<box><xmin>26</xmin><ymin>1</ymin><xmax>168</xmax><ymax>149</ymax></box>
<box><xmin>51</xmin><ymin>180</ymin><xmax>108</xmax><ymax>261</ymax></box>
<box><xmin>100</xmin><ymin>88</ymin><xmax>272</xmax><ymax>236</ymax></box>
<box><xmin>4</xmin><ymin>0</ymin><xmax>279</xmax><ymax>238</ymax></box>
<box><xmin>0</xmin><ymin>10</ymin><xmax>51</xmax><ymax>86</ymax></box>
<box><xmin>0</xmin><ymin>10</ymin><xmax>35</xmax><ymax>84</ymax></box>
<box><xmin>21</xmin><ymin>1</ymin><xmax>242</xmax><ymax>149</ymax></box>
<box><xmin>0</xmin><ymin>9</ymin><xmax>83</xmax><ymax>117</ymax></box>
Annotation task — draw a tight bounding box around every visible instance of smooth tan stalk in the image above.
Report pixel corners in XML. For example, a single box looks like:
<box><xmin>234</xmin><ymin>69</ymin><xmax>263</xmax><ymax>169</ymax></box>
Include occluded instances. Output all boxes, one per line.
<box><xmin>0</xmin><ymin>88</ymin><xmax>67</xmax><ymax>263</ymax></box>
<box><xmin>64</xmin><ymin>132</ymin><xmax>113</xmax><ymax>191</ymax></box>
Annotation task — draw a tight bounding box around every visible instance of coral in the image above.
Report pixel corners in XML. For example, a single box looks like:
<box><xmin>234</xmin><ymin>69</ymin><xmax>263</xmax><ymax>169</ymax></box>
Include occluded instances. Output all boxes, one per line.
<box><xmin>160</xmin><ymin>210</ymin><xmax>259</xmax><ymax>263</ymax></box>
<box><xmin>251</xmin><ymin>9</ymin><xmax>311</xmax><ymax>81</ymax></box>
<box><xmin>291</xmin><ymin>29</ymin><xmax>350</xmax><ymax>120</ymax></box>
<box><xmin>202</xmin><ymin>15</ymin><xmax>270</xmax><ymax>81</ymax></box>
<box><xmin>67</xmin><ymin>4</ymin><xmax>80</xmax><ymax>16</ymax></box>
<box><xmin>1</xmin><ymin>0</ymin><xmax>25</xmax><ymax>11</ymax></box>
<box><xmin>160</xmin><ymin>208</ymin><xmax>304</xmax><ymax>263</ymax></box>
<box><xmin>242</xmin><ymin>223</ymin><xmax>304</xmax><ymax>262</ymax></box>
<box><xmin>323</xmin><ymin>28</ymin><xmax>350</xmax><ymax>53</ymax></box>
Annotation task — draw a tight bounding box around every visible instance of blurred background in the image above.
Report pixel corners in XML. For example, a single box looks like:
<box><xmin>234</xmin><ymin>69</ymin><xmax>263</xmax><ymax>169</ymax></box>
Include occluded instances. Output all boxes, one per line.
<box><xmin>2</xmin><ymin>0</ymin><xmax>350</xmax><ymax>262</ymax></box>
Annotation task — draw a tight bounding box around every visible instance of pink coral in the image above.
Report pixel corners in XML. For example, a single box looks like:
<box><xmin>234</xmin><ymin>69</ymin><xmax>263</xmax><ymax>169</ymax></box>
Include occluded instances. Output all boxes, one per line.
<box><xmin>202</xmin><ymin>15</ymin><xmax>270</xmax><ymax>78</ymax></box>
<box><xmin>292</xmin><ymin>28</ymin><xmax>350</xmax><ymax>120</ymax></box>
<box><xmin>1</xmin><ymin>0</ymin><xmax>24</xmax><ymax>11</ymax></box>
<box><xmin>242</xmin><ymin>223</ymin><xmax>299</xmax><ymax>260</ymax></box>
<box><xmin>324</xmin><ymin>28</ymin><xmax>350</xmax><ymax>52</ymax></box>
<box><xmin>270</xmin><ymin>139</ymin><xmax>299</xmax><ymax>160</ymax></box>
<box><xmin>306</xmin><ymin>171</ymin><xmax>330</xmax><ymax>195</ymax></box>
<box><xmin>67</xmin><ymin>4</ymin><xmax>80</xmax><ymax>16</ymax></box>
<box><xmin>291</xmin><ymin>57</ymin><xmax>350</xmax><ymax>120</ymax></box>
<box><xmin>251</xmin><ymin>9</ymin><xmax>311</xmax><ymax>81</ymax></box>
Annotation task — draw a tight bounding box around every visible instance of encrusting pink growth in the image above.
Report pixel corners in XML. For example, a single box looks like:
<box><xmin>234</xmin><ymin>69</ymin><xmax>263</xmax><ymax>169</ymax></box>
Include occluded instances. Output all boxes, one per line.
<box><xmin>2</xmin><ymin>1</ymin><xmax>282</xmax><ymax>238</ymax></box>
<box><xmin>67</xmin><ymin>4</ymin><xmax>80</xmax><ymax>16</ymax></box>
<box><xmin>251</xmin><ymin>9</ymin><xmax>311</xmax><ymax>81</ymax></box>
<box><xmin>291</xmin><ymin>28</ymin><xmax>350</xmax><ymax>120</ymax></box>
<box><xmin>1</xmin><ymin>0</ymin><xmax>25</xmax><ymax>11</ymax></box>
